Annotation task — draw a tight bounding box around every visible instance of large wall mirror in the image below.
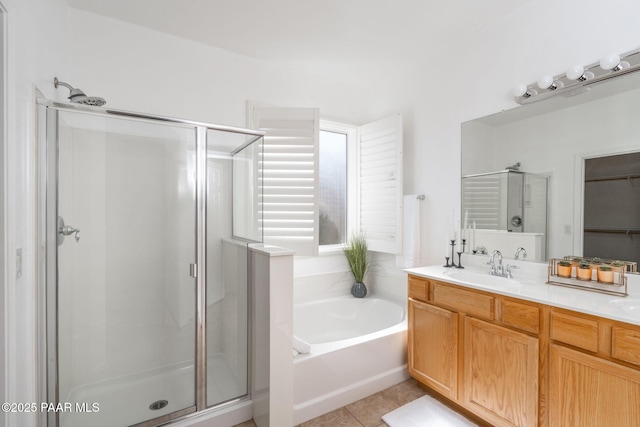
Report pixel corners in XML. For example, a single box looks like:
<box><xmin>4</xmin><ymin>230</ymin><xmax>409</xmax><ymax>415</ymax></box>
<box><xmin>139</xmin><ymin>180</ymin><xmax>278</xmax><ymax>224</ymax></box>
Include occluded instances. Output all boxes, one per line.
<box><xmin>462</xmin><ymin>70</ymin><xmax>640</xmax><ymax>265</ymax></box>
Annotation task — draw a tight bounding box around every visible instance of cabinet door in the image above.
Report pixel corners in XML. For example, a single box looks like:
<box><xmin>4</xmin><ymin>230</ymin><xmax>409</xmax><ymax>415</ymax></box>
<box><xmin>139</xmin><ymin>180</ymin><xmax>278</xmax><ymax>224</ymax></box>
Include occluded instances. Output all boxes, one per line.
<box><xmin>549</xmin><ymin>344</ymin><xmax>640</xmax><ymax>427</ymax></box>
<box><xmin>408</xmin><ymin>299</ymin><xmax>458</xmax><ymax>399</ymax></box>
<box><xmin>464</xmin><ymin>317</ymin><xmax>538</xmax><ymax>427</ymax></box>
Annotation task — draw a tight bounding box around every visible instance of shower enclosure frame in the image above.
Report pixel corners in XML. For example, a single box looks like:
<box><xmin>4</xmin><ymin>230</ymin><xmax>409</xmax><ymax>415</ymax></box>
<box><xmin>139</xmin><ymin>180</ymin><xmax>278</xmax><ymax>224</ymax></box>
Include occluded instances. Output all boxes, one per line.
<box><xmin>37</xmin><ymin>98</ymin><xmax>264</xmax><ymax>427</ymax></box>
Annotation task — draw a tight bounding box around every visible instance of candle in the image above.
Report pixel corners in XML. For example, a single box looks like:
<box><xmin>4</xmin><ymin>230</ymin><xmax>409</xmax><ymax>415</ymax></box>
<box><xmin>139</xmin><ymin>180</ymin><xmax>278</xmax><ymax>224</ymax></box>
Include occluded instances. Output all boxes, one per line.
<box><xmin>472</xmin><ymin>220</ymin><xmax>476</xmax><ymax>251</ymax></box>
<box><xmin>449</xmin><ymin>209</ymin><xmax>456</xmax><ymax>240</ymax></box>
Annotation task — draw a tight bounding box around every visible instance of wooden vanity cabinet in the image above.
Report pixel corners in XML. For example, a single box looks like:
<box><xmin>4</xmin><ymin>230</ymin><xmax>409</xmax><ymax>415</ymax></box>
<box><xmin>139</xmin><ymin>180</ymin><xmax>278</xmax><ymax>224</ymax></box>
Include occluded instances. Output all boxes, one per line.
<box><xmin>464</xmin><ymin>317</ymin><xmax>539</xmax><ymax>427</ymax></box>
<box><xmin>407</xmin><ymin>298</ymin><xmax>458</xmax><ymax>399</ymax></box>
<box><xmin>408</xmin><ymin>274</ymin><xmax>640</xmax><ymax>427</ymax></box>
<box><xmin>548</xmin><ymin>308</ymin><xmax>640</xmax><ymax>427</ymax></box>
<box><xmin>407</xmin><ymin>276</ymin><xmax>540</xmax><ymax>427</ymax></box>
<box><xmin>549</xmin><ymin>344</ymin><xmax>640</xmax><ymax>427</ymax></box>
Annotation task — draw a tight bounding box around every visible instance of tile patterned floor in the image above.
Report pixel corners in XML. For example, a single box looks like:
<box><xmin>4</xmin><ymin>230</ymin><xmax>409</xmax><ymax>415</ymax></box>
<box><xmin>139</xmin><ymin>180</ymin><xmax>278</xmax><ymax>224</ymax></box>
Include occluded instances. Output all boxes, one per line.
<box><xmin>232</xmin><ymin>378</ymin><xmax>428</xmax><ymax>427</ymax></box>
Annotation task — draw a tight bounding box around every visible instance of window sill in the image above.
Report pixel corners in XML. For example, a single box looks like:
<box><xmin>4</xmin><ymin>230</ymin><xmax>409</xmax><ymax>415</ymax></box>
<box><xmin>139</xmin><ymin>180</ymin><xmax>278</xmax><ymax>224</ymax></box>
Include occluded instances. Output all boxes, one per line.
<box><xmin>318</xmin><ymin>244</ymin><xmax>344</xmax><ymax>256</ymax></box>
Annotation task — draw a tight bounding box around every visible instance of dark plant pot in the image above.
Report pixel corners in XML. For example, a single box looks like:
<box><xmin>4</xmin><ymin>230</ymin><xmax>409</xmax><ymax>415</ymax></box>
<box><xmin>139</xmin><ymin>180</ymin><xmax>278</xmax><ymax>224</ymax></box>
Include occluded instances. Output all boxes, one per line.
<box><xmin>351</xmin><ymin>282</ymin><xmax>367</xmax><ymax>298</ymax></box>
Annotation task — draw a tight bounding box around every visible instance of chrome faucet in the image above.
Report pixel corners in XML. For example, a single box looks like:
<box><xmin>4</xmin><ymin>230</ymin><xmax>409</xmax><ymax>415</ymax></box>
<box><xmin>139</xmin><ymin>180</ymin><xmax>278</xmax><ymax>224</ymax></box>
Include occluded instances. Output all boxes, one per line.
<box><xmin>487</xmin><ymin>250</ymin><xmax>515</xmax><ymax>278</ymax></box>
<box><xmin>514</xmin><ymin>247</ymin><xmax>528</xmax><ymax>260</ymax></box>
<box><xmin>474</xmin><ymin>246</ymin><xmax>488</xmax><ymax>255</ymax></box>
<box><xmin>489</xmin><ymin>250</ymin><xmax>503</xmax><ymax>274</ymax></box>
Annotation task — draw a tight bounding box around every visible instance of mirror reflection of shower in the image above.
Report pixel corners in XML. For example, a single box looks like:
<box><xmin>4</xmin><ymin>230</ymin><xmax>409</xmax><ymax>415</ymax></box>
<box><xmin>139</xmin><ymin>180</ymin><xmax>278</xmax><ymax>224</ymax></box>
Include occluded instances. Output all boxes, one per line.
<box><xmin>54</xmin><ymin>77</ymin><xmax>106</xmax><ymax>106</ymax></box>
<box><xmin>461</xmin><ymin>168</ymin><xmax>549</xmax><ymax>262</ymax></box>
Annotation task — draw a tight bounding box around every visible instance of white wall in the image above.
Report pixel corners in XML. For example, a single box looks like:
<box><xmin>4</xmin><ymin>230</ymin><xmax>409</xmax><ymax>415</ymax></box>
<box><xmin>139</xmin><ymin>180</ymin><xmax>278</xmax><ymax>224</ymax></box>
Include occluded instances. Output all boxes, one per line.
<box><xmin>3</xmin><ymin>0</ymin><xmax>68</xmax><ymax>426</ymax></box>
<box><xmin>366</xmin><ymin>0</ymin><xmax>640</xmax><ymax>266</ymax></box>
<box><xmin>1</xmin><ymin>5</ymin><xmax>6</xmax><ymax>418</ymax></box>
<box><xmin>293</xmin><ymin>252</ymin><xmax>406</xmax><ymax>304</ymax></box>
<box><xmin>66</xmin><ymin>9</ymin><xmax>368</xmax><ymax>128</ymax></box>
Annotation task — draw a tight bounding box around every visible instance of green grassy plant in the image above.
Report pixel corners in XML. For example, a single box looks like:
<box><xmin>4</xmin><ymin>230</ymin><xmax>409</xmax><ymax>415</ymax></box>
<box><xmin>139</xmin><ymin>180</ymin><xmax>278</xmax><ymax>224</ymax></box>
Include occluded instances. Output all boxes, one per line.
<box><xmin>343</xmin><ymin>232</ymin><xmax>369</xmax><ymax>283</ymax></box>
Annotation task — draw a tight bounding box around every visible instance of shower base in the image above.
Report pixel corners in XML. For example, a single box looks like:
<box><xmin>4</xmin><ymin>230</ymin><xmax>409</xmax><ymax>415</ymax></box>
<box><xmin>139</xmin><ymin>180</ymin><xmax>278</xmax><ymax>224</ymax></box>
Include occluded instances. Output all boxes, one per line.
<box><xmin>60</xmin><ymin>354</ymin><xmax>245</xmax><ymax>427</ymax></box>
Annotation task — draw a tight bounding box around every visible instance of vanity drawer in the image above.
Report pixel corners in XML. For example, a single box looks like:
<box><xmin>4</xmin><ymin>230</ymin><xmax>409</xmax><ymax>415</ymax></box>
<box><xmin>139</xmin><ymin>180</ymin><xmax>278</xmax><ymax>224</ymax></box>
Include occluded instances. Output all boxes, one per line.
<box><xmin>499</xmin><ymin>299</ymin><xmax>540</xmax><ymax>335</ymax></box>
<box><xmin>432</xmin><ymin>282</ymin><xmax>494</xmax><ymax>320</ymax></box>
<box><xmin>611</xmin><ymin>326</ymin><xmax>640</xmax><ymax>367</ymax></box>
<box><xmin>408</xmin><ymin>275</ymin><xmax>429</xmax><ymax>302</ymax></box>
<box><xmin>550</xmin><ymin>310</ymin><xmax>599</xmax><ymax>352</ymax></box>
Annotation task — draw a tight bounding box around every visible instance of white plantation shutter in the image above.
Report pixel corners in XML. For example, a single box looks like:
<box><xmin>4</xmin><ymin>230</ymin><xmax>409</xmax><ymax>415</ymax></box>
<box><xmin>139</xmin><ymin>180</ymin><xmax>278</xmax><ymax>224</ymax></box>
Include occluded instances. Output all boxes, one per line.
<box><xmin>251</xmin><ymin>106</ymin><xmax>320</xmax><ymax>256</ymax></box>
<box><xmin>358</xmin><ymin>114</ymin><xmax>403</xmax><ymax>254</ymax></box>
<box><xmin>461</xmin><ymin>173</ymin><xmax>505</xmax><ymax>230</ymax></box>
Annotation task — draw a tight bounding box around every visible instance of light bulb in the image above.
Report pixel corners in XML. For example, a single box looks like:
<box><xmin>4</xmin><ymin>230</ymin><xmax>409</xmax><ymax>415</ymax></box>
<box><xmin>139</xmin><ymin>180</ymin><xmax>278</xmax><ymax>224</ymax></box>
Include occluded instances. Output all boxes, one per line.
<box><xmin>537</xmin><ymin>75</ymin><xmax>556</xmax><ymax>90</ymax></box>
<box><xmin>513</xmin><ymin>84</ymin><xmax>530</xmax><ymax>98</ymax></box>
<box><xmin>566</xmin><ymin>65</ymin><xmax>585</xmax><ymax>80</ymax></box>
<box><xmin>600</xmin><ymin>53</ymin><xmax>621</xmax><ymax>71</ymax></box>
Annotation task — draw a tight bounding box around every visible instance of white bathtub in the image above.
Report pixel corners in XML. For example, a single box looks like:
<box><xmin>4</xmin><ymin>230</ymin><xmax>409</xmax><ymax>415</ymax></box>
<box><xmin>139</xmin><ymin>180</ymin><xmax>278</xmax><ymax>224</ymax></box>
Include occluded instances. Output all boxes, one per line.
<box><xmin>292</xmin><ymin>295</ymin><xmax>408</xmax><ymax>425</ymax></box>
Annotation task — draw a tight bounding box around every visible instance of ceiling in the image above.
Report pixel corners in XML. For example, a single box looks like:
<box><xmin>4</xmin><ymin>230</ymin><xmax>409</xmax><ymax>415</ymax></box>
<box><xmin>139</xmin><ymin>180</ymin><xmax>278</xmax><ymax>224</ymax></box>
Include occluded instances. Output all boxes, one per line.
<box><xmin>67</xmin><ymin>0</ymin><xmax>530</xmax><ymax>88</ymax></box>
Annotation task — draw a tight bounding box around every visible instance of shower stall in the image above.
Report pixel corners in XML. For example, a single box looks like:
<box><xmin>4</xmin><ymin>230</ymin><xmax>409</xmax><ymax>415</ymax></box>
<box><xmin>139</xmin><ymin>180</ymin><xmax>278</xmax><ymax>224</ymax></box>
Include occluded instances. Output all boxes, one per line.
<box><xmin>461</xmin><ymin>170</ymin><xmax>549</xmax><ymax>260</ymax></box>
<box><xmin>37</xmin><ymin>99</ymin><xmax>264</xmax><ymax>427</ymax></box>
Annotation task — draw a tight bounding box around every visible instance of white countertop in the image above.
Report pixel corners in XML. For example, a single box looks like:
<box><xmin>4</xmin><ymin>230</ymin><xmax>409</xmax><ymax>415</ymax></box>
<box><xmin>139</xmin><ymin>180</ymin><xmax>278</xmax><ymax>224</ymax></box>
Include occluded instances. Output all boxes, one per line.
<box><xmin>406</xmin><ymin>256</ymin><xmax>640</xmax><ymax>327</ymax></box>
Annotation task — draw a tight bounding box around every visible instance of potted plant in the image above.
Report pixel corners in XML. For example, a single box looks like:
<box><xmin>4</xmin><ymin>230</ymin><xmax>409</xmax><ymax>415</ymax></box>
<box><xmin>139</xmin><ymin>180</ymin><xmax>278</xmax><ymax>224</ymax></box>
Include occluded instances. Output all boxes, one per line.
<box><xmin>556</xmin><ymin>260</ymin><xmax>572</xmax><ymax>278</ymax></box>
<box><xmin>577</xmin><ymin>261</ymin><xmax>593</xmax><ymax>281</ymax></box>
<box><xmin>610</xmin><ymin>260</ymin><xmax>626</xmax><ymax>274</ymax></box>
<box><xmin>597</xmin><ymin>265</ymin><xmax>614</xmax><ymax>283</ymax></box>
<box><xmin>590</xmin><ymin>258</ymin><xmax>604</xmax><ymax>270</ymax></box>
<box><xmin>569</xmin><ymin>257</ymin><xmax>582</xmax><ymax>268</ymax></box>
<box><xmin>343</xmin><ymin>232</ymin><xmax>370</xmax><ymax>298</ymax></box>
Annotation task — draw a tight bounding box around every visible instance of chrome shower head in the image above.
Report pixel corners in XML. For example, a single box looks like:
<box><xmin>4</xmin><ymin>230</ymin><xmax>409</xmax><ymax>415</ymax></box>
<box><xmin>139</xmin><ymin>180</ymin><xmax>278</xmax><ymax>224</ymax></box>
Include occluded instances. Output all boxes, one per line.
<box><xmin>54</xmin><ymin>77</ymin><xmax>106</xmax><ymax>106</ymax></box>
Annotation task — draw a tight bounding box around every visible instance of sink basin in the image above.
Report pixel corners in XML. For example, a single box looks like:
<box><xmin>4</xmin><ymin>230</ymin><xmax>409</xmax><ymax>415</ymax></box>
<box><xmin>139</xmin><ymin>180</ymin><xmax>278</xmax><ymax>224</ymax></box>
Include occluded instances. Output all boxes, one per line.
<box><xmin>441</xmin><ymin>268</ymin><xmax>525</xmax><ymax>288</ymax></box>
<box><xmin>609</xmin><ymin>298</ymin><xmax>640</xmax><ymax>314</ymax></box>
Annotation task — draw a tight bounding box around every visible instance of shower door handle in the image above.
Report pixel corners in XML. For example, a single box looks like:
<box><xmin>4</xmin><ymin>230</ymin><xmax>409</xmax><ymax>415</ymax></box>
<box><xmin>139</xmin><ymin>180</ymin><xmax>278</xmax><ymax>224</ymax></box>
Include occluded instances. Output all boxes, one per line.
<box><xmin>62</xmin><ymin>225</ymin><xmax>80</xmax><ymax>242</ymax></box>
<box><xmin>58</xmin><ymin>216</ymin><xmax>80</xmax><ymax>245</ymax></box>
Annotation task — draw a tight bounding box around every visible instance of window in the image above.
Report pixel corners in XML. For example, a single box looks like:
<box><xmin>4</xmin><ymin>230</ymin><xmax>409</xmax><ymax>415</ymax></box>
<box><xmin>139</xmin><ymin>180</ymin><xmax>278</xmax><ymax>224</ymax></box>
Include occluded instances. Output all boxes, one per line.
<box><xmin>318</xmin><ymin>130</ymin><xmax>347</xmax><ymax>245</ymax></box>
<box><xmin>318</xmin><ymin>122</ymin><xmax>356</xmax><ymax>249</ymax></box>
<box><xmin>249</xmin><ymin>102</ymin><xmax>403</xmax><ymax>256</ymax></box>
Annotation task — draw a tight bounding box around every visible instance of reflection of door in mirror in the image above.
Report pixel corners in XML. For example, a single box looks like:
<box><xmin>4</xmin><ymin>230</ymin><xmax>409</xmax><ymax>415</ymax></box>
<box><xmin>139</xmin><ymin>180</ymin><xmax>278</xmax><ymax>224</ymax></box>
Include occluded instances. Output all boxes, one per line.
<box><xmin>583</xmin><ymin>152</ymin><xmax>640</xmax><ymax>264</ymax></box>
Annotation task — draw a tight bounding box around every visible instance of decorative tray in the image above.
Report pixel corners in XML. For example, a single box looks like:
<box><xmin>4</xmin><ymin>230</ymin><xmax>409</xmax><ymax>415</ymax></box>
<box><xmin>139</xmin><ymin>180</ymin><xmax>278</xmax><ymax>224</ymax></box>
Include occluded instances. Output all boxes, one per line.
<box><xmin>547</xmin><ymin>257</ymin><xmax>630</xmax><ymax>297</ymax></box>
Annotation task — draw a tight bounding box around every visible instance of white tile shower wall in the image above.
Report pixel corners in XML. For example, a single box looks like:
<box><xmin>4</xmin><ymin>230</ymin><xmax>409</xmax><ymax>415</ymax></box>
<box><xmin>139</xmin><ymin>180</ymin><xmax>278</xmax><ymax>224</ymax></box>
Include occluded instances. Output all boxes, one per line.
<box><xmin>207</xmin><ymin>158</ymin><xmax>231</xmax><ymax>306</ymax></box>
<box><xmin>206</xmin><ymin>158</ymin><xmax>233</xmax><ymax>359</ymax></box>
<box><xmin>221</xmin><ymin>240</ymin><xmax>249</xmax><ymax>388</ymax></box>
<box><xmin>57</xmin><ymin>125</ymin><xmax>108</xmax><ymax>394</ymax></box>
<box><xmin>57</xmin><ymin>126</ymin><xmax>197</xmax><ymax>397</ymax></box>
<box><xmin>164</xmin><ymin>139</ymin><xmax>197</xmax><ymax>330</ymax></box>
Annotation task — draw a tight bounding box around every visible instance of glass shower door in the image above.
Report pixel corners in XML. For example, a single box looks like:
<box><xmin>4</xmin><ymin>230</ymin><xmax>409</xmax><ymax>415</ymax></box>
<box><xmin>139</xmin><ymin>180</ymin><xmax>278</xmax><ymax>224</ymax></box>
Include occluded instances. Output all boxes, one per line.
<box><xmin>55</xmin><ymin>110</ymin><xmax>197</xmax><ymax>427</ymax></box>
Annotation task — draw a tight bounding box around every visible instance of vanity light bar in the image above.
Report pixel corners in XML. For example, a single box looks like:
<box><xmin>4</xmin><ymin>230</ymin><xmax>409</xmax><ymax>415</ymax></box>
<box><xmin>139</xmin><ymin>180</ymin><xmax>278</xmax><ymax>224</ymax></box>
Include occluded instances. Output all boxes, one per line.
<box><xmin>513</xmin><ymin>47</ymin><xmax>640</xmax><ymax>105</ymax></box>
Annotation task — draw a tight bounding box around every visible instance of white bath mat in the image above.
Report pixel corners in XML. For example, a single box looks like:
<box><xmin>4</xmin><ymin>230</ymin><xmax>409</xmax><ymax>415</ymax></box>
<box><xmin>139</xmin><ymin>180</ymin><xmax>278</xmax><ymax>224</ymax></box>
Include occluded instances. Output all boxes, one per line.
<box><xmin>382</xmin><ymin>395</ymin><xmax>478</xmax><ymax>427</ymax></box>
